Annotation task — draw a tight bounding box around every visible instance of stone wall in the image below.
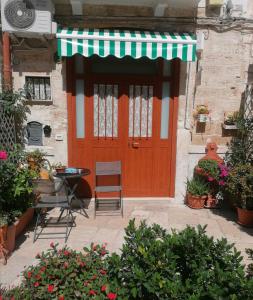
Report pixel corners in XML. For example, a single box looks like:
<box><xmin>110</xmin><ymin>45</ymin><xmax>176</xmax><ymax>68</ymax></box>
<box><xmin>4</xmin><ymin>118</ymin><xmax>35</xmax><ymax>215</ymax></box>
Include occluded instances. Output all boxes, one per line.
<box><xmin>12</xmin><ymin>47</ymin><xmax>68</xmax><ymax>165</ymax></box>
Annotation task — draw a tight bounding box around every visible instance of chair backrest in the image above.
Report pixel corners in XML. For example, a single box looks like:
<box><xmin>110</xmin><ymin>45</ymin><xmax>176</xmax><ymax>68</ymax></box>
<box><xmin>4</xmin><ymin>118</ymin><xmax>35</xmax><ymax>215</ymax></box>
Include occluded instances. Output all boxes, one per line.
<box><xmin>95</xmin><ymin>161</ymin><xmax>121</xmax><ymax>186</ymax></box>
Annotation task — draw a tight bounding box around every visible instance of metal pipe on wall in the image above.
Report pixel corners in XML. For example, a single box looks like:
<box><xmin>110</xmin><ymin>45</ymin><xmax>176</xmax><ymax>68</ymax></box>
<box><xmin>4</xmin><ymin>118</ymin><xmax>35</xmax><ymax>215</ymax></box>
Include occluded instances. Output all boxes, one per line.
<box><xmin>2</xmin><ymin>32</ymin><xmax>12</xmax><ymax>90</ymax></box>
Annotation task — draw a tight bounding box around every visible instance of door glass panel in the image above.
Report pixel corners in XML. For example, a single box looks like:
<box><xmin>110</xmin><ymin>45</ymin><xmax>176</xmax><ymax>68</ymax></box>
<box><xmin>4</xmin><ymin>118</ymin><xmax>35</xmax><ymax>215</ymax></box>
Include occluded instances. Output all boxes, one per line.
<box><xmin>91</xmin><ymin>56</ymin><xmax>159</xmax><ymax>75</ymax></box>
<box><xmin>160</xmin><ymin>82</ymin><xmax>170</xmax><ymax>139</ymax></box>
<box><xmin>94</xmin><ymin>84</ymin><xmax>118</xmax><ymax>138</ymax></box>
<box><xmin>75</xmin><ymin>54</ymin><xmax>84</xmax><ymax>74</ymax></box>
<box><xmin>129</xmin><ymin>85</ymin><xmax>153</xmax><ymax>138</ymax></box>
<box><xmin>163</xmin><ymin>60</ymin><xmax>171</xmax><ymax>76</ymax></box>
<box><xmin>76</xmin><ymin>80</ymin><xmax>85</xmax><ymax>138</ymax></box>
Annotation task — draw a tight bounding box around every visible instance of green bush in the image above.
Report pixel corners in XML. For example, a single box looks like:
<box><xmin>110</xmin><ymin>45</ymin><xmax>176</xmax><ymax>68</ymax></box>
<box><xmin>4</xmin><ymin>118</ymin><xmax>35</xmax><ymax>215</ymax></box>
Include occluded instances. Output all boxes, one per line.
<box><xmin>226</xmin><ymin>164</ymin><xmax>253</xmax><ymax>209</ymax></box>
<box><xmin>2</xmin><ymin>221</ymin><xmax>253</xmax><ymax>300</ymax></box>
<box><xmin>108</xmin><ymin>220</ymin><xmax>253</xmax><ymax>300</ymax></box>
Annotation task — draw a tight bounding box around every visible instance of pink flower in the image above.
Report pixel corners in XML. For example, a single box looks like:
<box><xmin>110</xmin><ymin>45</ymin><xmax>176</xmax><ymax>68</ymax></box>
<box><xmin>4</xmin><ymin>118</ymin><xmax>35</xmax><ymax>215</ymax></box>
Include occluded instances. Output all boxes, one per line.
<box><xmin>219</xmin><ymin>180</ymin><xmax>225</xmax><ymax>186</ymax></box>
<box><xmin>0</xmin><ymin>151</ymin><xmax>7</xmax><ymax>160</ymax></box>
<box><xmin>107</xmin><ymin>293</ymin><xmax>117</xmax><ymax>300</ymax></box>
<box><xmin>27</xmin><ymin>271</ymin><xmax>32</xmax><ymax>279</ymax></box>
<box><xmin>208</xmin><ymin>177</ymin><xmax>214</xmax><ymax>182</ymax></box>
<box><xmin>50</xmin><ymin>242</ymin><xmax>54</xmax><ymax>248</ymax></box>
<box><xmin>47</xmin><ymin>284</ymin><xmax>54</xmax><ymax>293</ymax></box>
<box><xmin>0</xmin><ymin>295</ymin><xmax>3</xmax><ymax>300</ymax></box>
<box><xmin>34</xmin><ymin>282</ymin><xmax>39</xmax><ymax>287</ymax></box>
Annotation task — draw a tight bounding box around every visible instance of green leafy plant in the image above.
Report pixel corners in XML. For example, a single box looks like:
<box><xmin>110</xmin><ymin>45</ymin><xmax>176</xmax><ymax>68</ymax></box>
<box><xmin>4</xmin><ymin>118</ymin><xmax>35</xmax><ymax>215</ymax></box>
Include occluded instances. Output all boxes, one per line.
<box><xmin>2</xmin><ymin>243</ymin><xmax>126</xmax><ymax>300</ymax></box>
<box><xmin>224</xmin><ymin>111</ymin><xmax>239</xmax><ymax>125</ymax></box>
<box><xmin>0</xmin><ymin>88</ymin><xmax>30</xmax><ymax>145</ymax></box>
<box><xmin>26</xmin><ymin>149</ymin><xmax>49</xmax><ymax>174</ymax></box>
<box><xmin>198</xmin><ymin>159</ymin><xmax>219</xmax><ymax>180</ymax></box>
<box><xmin>107</xmin><ymin>220</ymin><xmax>253</xmax><ymax>300</ymax></box>
<box><xmin>0</xmin><ymin>146</ymin><xmax>36</xmax><ymax>226</ymax></box>
<box><xmin>2</xmin><ymin>221</ymin><xmax>253</xmax><ymax>299</ymax></box>
<box><xmin>186</xmin><ymin>177</ymin><xmax>209</xmax><ymax>197</ymax></box>
<box><xmin>225</xmin><ymin>115</ymin><xmax>253</xmax><ymax>167</ymax></box>
<box><xmin>226</xmin><ymin>164</ymin><xmax>253</xmax><ymax>210</ymax></box>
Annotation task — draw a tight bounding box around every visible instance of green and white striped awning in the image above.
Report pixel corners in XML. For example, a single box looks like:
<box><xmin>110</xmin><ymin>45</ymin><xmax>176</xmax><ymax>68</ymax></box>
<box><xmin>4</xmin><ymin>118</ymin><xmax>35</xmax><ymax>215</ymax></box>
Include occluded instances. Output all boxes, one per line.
<box><xmin>57</xmin><ymin>28</ymin><xmax>197</xmax><ymax>62</ymax></box>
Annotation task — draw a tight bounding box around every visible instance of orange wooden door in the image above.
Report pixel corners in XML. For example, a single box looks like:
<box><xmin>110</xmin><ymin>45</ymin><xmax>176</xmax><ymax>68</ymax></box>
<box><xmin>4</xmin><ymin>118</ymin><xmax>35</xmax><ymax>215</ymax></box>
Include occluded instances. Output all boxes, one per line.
<box><xmin>67</xmin><ymin>57</ymin><xmax>179</xmax><ymax>198</ymax></box>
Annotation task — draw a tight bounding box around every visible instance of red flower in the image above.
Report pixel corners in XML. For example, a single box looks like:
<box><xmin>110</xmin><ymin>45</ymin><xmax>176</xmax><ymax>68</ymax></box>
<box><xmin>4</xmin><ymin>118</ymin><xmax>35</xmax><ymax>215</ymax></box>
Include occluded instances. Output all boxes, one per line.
<box><xmin>107</xmin><ymin>293</ymin><xmax>117</xmax><ymax>300</ymax></box>
<box><xmin>101</xmin><ymin>285</ymin><xmax>107</xmax><ymax>292</ymax></box>
<box><xmin>34</xmin><ymin>282</ymin><xmax>39</xmax><ymax>287</ymax></box>
<box><xmin>50</xmin><ymin>242</ymin><xmax>54</xmax><ymax>248</ymax></box>
<box><xmin>59</xmin><ymin>296</ymin><xmax>64</xmax><ymax>300</ymax></box>
<box><xmin>101</xmin><ymin>250</ymin><xmax>107</xmax><ymax>256</ymax></box>
<box><xmin>63</xmin><ymin>262</ymin><xmax>69</xmax><ymax>269</ymax></box>
<box><xmin>100</xmin><ymin>269</ymin><xmax>107</xmax><ymax>275</ymax></box>
<box><xmin>47</xmin><ymin>284</ymin><xmax>54</xmax><ymax>293</ymax></box>
<box><xmin>36</xmin><ymin>274</ymin><xmax>41</xmax><ymax>280</ymax></box>
<box><xmin>27</xmin><ymin>271</ymin><xmax>32</xmax><ymax>279</ymax></box>
<box><xmin>89</xmin><ymin>290</ymin><xmax>96</xmax><ymax>296</ymax></box>
<box><xmin>40</xmin><ymin>266</ymin><xmax>46</xmax><ymax>273</ymax></box>
<box><xmin>91</xmin><ymin>275</ymin><xmax>97</xmax><ymax>280</ymax></box>
<box><xmin>63</xmin><ymin>250</ymin><xmax>70</xmax><ymax>256</ymax></box>
<box><xmin>79</xmin><ymin>262</ymin><xmax>86</xmax><ymax>267</ymax></box>
<box><xmin>0</xmin><ymin>296</ymin><xmax>3</xmax><ymax>300</ymax></box>
<box><xmin>92</xmin><ymin>244</ymin><xmax>97</xmax><ymax>251</ymax></box>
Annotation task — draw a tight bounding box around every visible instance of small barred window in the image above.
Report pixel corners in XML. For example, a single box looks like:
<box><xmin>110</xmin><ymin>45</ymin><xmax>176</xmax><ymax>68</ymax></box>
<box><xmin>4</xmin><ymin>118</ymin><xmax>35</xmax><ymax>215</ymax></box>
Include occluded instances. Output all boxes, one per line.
<box><xmin>26</xmin><ymin>77</ymin><xmax>51</xmax><ymax>101</ymax></box>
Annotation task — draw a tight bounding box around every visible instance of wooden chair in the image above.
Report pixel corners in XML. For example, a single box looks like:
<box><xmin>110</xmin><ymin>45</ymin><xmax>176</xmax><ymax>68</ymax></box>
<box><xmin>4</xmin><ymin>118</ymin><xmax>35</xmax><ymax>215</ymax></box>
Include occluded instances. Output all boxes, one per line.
<box><xmin>94</xmin><ymin>161</ymin><xmax>123</xmax><ymax>218</ymax></box>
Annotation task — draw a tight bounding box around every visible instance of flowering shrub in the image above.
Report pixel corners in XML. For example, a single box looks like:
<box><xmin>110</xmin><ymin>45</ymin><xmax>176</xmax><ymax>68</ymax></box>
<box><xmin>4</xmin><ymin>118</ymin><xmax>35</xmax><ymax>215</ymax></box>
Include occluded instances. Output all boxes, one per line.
<box><xmin>2</xmin><ymin>243</ymin><xmax>126</xmax><ymax>300</ymax></box>
<box><xmin>197</xmin><ymin>159</ymin><xmax>229</xmax><ymax>186</ymax></box>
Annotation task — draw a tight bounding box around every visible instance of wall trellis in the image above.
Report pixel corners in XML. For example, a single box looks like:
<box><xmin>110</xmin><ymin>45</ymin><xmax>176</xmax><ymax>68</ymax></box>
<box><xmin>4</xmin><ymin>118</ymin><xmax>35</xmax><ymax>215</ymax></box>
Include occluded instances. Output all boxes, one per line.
<box><xmin>243</xmin><ymin>84</ymin><xmax>253</xmax><ymax>164</ymax></box>
<box><xmin>0</xmin><ymin>101</ymin><xmax>16</xmax><ymax>151</ymax></box>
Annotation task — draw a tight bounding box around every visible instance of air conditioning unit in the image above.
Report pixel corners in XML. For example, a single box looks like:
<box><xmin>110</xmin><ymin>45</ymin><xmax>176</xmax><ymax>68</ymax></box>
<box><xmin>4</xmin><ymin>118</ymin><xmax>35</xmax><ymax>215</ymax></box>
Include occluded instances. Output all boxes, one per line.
<box><xmin>1</xmin><ymin>0</ymin><xmax>56</xmax><ymax>35</ymax></box>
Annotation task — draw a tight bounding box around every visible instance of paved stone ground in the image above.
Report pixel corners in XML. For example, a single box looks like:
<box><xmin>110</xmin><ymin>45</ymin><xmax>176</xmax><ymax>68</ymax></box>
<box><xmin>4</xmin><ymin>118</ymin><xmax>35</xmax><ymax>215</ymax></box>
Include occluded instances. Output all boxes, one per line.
<box><xmin>1</xmin><ymin>200</ymin><xmax>253</xmax><ymax>288</ymax></box>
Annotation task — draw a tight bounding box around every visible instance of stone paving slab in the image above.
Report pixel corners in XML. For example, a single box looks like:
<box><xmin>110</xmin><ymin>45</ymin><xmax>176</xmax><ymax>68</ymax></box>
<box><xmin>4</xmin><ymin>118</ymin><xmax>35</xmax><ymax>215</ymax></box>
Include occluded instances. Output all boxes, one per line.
<box><xmin>1</xmin><ymin>200</ymin><xmax>253</xmax><ymax>288</ymax></box>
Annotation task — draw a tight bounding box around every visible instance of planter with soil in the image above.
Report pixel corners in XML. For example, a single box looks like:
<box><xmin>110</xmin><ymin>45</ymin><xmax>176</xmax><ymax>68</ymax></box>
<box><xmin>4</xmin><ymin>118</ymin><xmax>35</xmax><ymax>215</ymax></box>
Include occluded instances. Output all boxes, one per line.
<box><xmin>187</xmin><ymin>193</ymin><xmax>206</xmax><ymax>209</ymax></box>
<box><xmin>0</xmin><ymin>208</ymin><xmax>34</xmax><ymax>264</ymax></box>
<box><xmin>237</xmin><ymin>207</ymin><xmax>253</xmax><ymax>227</ymax></box>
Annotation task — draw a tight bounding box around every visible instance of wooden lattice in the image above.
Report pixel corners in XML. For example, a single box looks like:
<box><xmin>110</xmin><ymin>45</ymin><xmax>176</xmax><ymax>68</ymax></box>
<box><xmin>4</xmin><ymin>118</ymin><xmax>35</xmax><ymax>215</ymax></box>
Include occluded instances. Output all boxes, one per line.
<box><xmin>0</xmin><ymin>101</ymin><xmax>16</xmax><ymax>151</ymax></box>
<box><xmin>244</xmin><ymin>84</ymin><xmax>253</xmax><ymax>119</ymax></box>
<box><xmin>243</xmin><ymin>84</ymin><xmax>253</xmax><ymax>163</ymax></box>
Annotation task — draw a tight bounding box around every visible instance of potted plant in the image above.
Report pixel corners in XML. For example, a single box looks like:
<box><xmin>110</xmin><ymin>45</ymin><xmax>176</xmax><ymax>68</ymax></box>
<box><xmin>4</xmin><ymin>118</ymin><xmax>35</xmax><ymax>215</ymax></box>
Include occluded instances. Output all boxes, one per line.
<box><xmin>186</xmin><ymin>177</ymin><xmax>209</xmax><ymax>209</ymax></box>
<box><xmin>0</xmin><ymin>148</ymin><xmax>36</xmax><ymax>262</ymax></box>
<box><xmin>52</xmin><ymin>162</ymin><xmax>66</xmax><ymax>174</ymax></box>
<box><xmin>226</xmin><ymin>164</ymin><xmax>253</xmax><ymax>226</ymax></box>
<box><xmin>223</xmin><ymin>111</ymin><xmax>239</xmax><ymax>130</ymax></box>
<box><xmin>194</xmin><ymin>105</ymin><xmax>209</xmax><ymax>123</ymax></box>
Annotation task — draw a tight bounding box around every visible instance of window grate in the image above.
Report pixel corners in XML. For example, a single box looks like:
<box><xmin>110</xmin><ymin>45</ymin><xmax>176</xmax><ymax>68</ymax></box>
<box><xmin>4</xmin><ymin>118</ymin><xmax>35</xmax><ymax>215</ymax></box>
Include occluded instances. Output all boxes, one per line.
<box><xmin>26</xmin><ymin>77</ymin><xmax>51</xmax><ymax>101</ymax></box>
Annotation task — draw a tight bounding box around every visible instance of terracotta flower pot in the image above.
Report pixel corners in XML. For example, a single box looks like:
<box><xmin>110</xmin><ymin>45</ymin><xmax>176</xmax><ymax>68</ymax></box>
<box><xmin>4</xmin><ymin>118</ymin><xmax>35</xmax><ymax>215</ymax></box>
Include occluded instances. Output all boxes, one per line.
<box><xmin>187</xmin><ymin>193</ymin><xmax>206</xmax><ymax>209</ymax></box>
<box><xmin>0</xmin><ymin>224</ymin><xmax>16</xmax><ymax>262</ymax></box>
<box><xmin>55</xmin><ymin>167</ymin><xmax>66</xmax><ymax>174</ymax></box>
<box><xmin>15</xmin><ymin>208</ymin><xmax>34</xmax><ymax>238</ymax></box>
<box><xmin>237</xmin><ymin>207</ymin><xmax>253</xmax><ymax>227</ymax></box>
<box><xmin>204</xmin><ymin>195</ymin><xmax>219</xmax><ymax>209</ymax></box>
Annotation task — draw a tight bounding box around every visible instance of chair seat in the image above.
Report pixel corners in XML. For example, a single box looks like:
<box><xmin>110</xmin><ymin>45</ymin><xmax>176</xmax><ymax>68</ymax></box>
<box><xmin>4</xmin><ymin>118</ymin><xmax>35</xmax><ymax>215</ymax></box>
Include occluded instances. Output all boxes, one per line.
<box><xmin>95</xmin><ymin>185</ymin><xmax>122</xmax><ymax>193</ymax></box>
<box><xmin>34</xmin><ymin>196</ymin><xmax>69</xmax><ymax>208</ymax></box>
